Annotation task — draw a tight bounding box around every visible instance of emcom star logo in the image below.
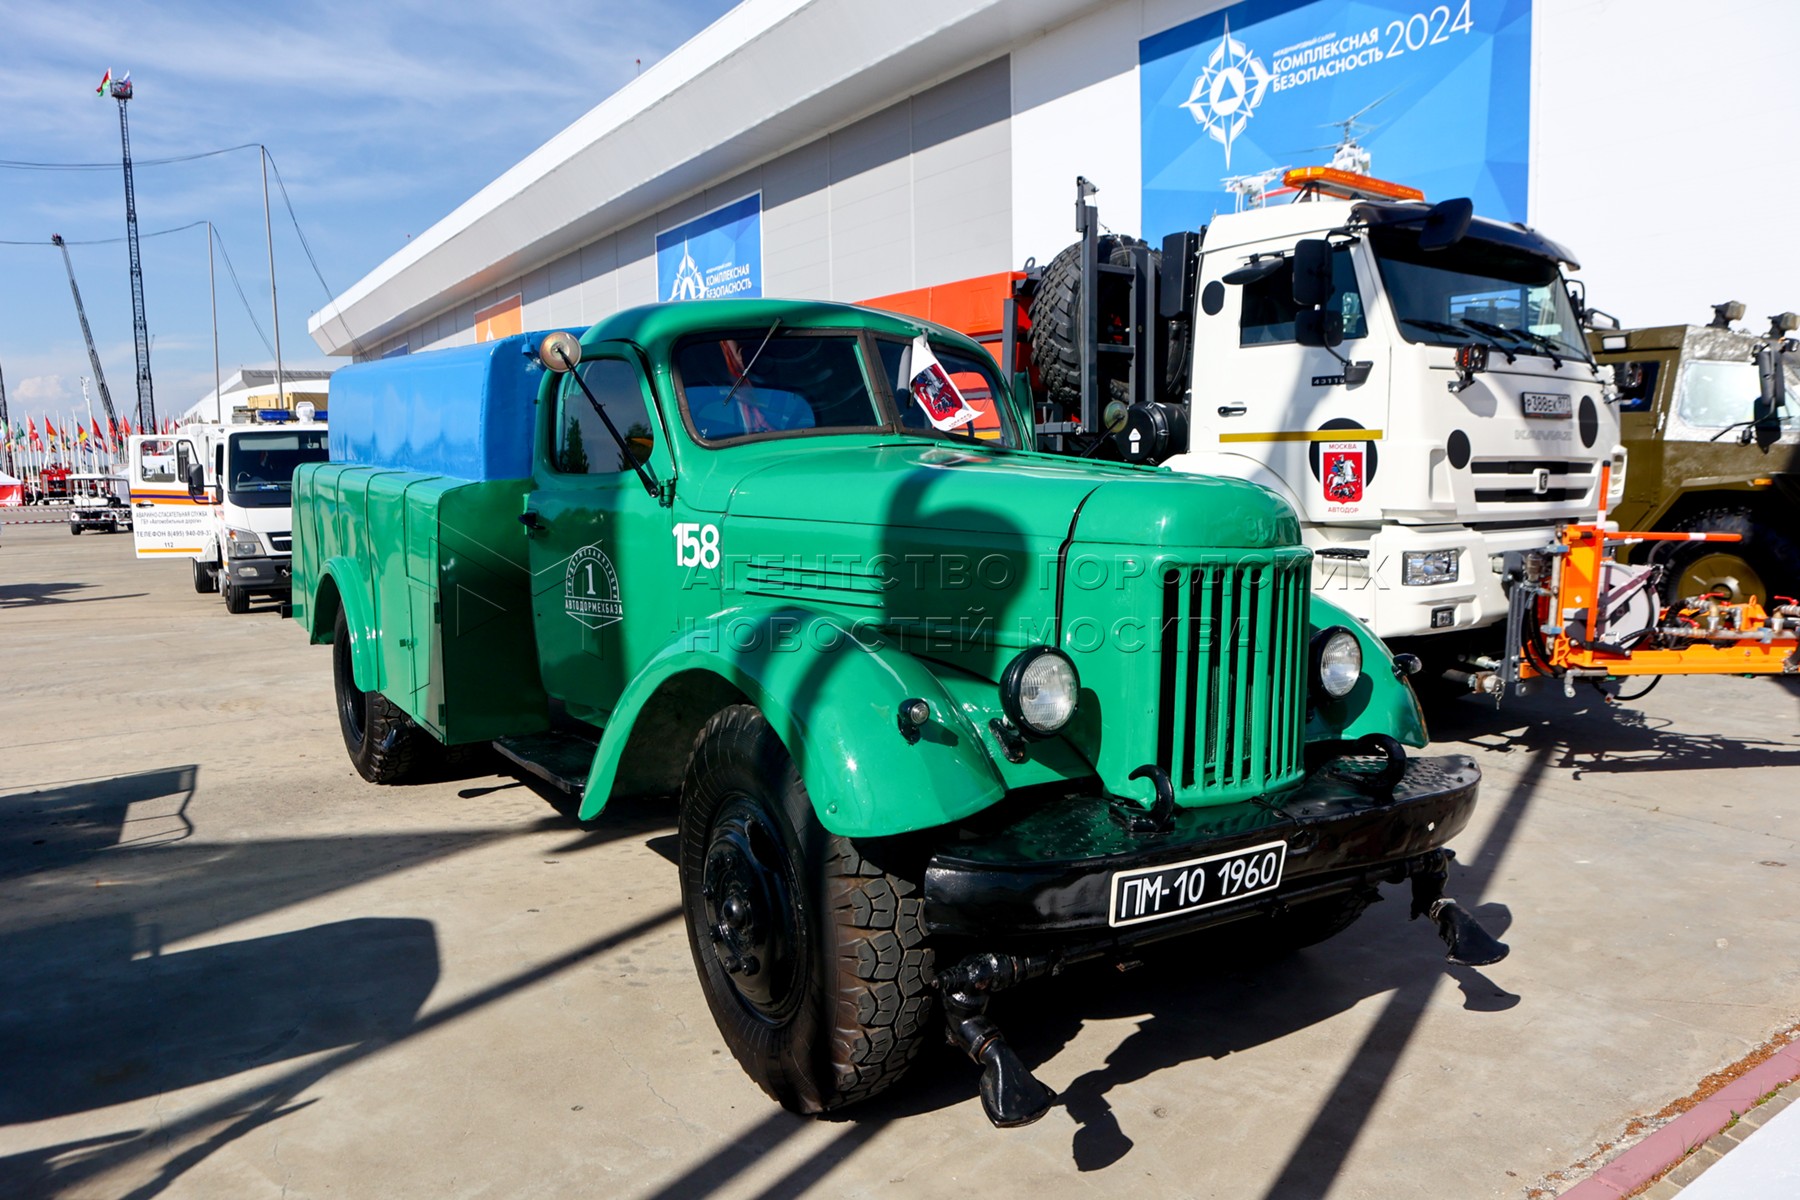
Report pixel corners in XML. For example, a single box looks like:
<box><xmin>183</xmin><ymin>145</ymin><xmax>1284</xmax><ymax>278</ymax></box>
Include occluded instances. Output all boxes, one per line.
<box><xmin>1179</xmin><ymin>15</ymin><xmax>1273</xmax><ymax>168</ymax></box>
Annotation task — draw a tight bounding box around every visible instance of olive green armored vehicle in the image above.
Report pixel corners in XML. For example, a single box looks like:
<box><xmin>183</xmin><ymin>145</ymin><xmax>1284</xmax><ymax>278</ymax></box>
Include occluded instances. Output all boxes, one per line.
<box><xmin>1590</xmin><ymin>305</ymin><xmax>1799</xmax><ymax>603</ymax></box>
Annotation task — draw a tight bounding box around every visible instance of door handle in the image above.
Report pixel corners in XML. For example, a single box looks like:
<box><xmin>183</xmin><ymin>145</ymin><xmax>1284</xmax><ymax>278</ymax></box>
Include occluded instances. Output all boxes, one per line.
<box><xmin>518</xmin><ymin>510</ymin><xmax>547</xmax><ymax>533</ymax></box>
<box><xmin>1217</xmin><ymin>403</ymin><xmax>1248</xmax><ymax>417</ymax></box>
<box><xmin>135</xmin><ymin>501</ymin><xmax>154</xmax><ymax>508</ymax></box>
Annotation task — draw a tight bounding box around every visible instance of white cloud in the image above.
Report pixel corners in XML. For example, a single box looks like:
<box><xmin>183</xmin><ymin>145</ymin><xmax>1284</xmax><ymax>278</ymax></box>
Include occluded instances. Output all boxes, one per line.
<box><xmin>14</xmin><ymin>375</ymin><xmax>77</xmax><ymax>406</ymax></box>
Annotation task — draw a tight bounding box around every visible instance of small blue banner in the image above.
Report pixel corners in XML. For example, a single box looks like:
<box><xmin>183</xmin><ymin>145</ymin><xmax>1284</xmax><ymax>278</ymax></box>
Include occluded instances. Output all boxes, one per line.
<box><xmin>1140</xmin><ymin>0</ymin><xmax>1532</xmax><ymax>238</ymax></box>
<box><xmin>656</xmin><ymin>193</ymin><xmax>763</xmax><ymax>302</ymax></box>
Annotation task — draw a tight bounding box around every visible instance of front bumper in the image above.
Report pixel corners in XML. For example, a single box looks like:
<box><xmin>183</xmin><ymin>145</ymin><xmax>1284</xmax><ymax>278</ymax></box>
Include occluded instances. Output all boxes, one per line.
<box><xmin>223</xmin><ymin>555</ymin><xmax>292</xmax><ymax>593</ymax></box>
<box><xmin>923</xmin><ymin>753</ymin><xmax>1478</xmax><ymax>946</ymax></box>
<box><xmin>1314</xmin><ymin>525</ymin><xmax>1556</xmax><ymax>638</ymax></box>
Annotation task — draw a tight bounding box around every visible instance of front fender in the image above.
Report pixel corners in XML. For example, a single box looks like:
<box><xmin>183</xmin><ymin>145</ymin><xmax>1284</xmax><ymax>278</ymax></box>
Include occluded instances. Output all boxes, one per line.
<box><xmin>1304</xmin><ymin>595</ymin><xmax>1429</xmax><ymax>747</ymax></box>
<box><xmin>578</xmin><ymin>605</ymin><xmax>1007</xmax><ymax>837</ymax></box>
<box><xmin>315</xmin><ymin>556</ymin><xmax>380</xmax><ymax>693</ymax></box>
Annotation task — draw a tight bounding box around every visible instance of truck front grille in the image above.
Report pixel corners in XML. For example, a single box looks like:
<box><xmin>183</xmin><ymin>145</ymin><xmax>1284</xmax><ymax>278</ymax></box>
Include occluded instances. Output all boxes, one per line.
<box><xmin>1154</xmin><ymin>556</ymin><xmax>1308</xmax><ymax>801</ymax></box>
<box><xmin>268</xmin><ymin>531</ymin><xmax>292</xmax><ymax>552</ymax></box>
<box><xmin>1468</xmin><ymin>459</ymin><xmax>1595</xmax><ymax>505</ymax></box>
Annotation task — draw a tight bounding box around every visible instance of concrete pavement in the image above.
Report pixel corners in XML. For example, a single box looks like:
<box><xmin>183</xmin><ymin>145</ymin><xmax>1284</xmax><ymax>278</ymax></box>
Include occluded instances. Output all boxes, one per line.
<box><xmin>3</xmin><ymin>514</ymin><xmax>1799</xmax><ymax>1199</ymax></box>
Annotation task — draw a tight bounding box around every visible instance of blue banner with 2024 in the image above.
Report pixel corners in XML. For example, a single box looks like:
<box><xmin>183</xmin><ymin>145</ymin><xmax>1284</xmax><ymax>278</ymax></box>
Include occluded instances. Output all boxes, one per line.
<box><xmin>656</xmin><ymin>193</ymin><xmax>763</xmax><ymax>302</ymax></box>
<box><xmin>1140</xmin><ymin>0</ymin><xmax>1531</xmax><ymax>240</ymax></box>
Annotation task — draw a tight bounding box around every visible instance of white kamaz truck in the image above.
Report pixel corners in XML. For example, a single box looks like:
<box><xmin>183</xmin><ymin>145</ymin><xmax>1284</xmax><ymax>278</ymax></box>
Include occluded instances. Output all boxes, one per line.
<box><xmin>923</xmin><ymin>170</ymin><xmax>1624</xmax><ymax>679</ymax></box>
<box><xmin>128</xmin><ymin>407</ymin><xmax>329</xmax><ymax>613</ymax></box>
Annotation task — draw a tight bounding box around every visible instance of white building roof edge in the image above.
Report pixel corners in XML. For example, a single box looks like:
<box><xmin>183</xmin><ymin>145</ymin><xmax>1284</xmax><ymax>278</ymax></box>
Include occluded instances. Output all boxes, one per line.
<box><xmin>308</xmin><ymin>0</ymin><xmax>1108</xmax><ymax>356</ymax></box>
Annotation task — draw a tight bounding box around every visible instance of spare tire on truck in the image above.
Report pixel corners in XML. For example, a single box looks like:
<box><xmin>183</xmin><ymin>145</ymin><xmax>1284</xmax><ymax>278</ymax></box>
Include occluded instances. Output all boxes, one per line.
<box><xmin>1027</xmin><ymin>235</ymin><xmax>1150</xmax><ymax>418</ymax></box>
<box><xmin>1026</xmin><ymin>235</ymin><xmax>1188</xmax><ymax>424</ymax></box>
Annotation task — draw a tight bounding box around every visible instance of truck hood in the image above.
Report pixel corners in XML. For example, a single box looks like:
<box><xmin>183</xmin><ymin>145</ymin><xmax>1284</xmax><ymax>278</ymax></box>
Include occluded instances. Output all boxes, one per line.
<box><xmin>723</xmin><ymin>443</ymin><xmax>1298</xmax><ymax>549</ymax></box>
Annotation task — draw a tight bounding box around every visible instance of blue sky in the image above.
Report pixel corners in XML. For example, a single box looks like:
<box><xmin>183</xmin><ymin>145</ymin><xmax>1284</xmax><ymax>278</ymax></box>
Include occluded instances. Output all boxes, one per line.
<box><xmin>0</xmin><ymin>0</ymin><xmax>739</xmax><ymax>428</ymax></box>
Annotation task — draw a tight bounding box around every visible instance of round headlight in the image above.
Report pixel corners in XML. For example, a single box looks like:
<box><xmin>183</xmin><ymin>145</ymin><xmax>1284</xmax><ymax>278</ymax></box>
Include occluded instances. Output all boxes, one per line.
<box><xmin>1001</xmin><ymin>646</ymin><xmax>1079</xmax><ymax>737</ymax></box>
<box><xmin>1311</xmin><ymin>626</ymin><xmax>1363</xmax><ymax>701</ymax></box>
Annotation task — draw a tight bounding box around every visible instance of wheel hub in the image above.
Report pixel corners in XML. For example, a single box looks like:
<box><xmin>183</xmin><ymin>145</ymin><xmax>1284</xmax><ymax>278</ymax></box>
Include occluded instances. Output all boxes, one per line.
<box><xmin>1678</xmin><ymin>551</ymin><xmax>1767</xmax><ymax>605</ymax></box>
<box><xmin>701</xmin><ymin>797</ymin><xmax>802</xmax><ymax>1021</ymax></box>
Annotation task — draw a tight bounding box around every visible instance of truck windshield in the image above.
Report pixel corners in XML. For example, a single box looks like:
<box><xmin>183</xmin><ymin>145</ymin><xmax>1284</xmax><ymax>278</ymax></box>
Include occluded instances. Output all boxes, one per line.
<box><xmin>1676</xmin><ymin>359</ymin><xmax>1800</xmax><ymax>433</ymax></box>
<box><xmin>1371</xmin><ymin>229</ymin><xmax>1591</xmax><ymax>364</ymax></box>
<box><xmin>675</xmin><ymin>330</ymin><xmax>1018</xmax><ymax>448</ymax></box>
<box><xmin>227</xmin><ymin>430</ymin><xmax>330</xmax><ymax>505</ymax></box>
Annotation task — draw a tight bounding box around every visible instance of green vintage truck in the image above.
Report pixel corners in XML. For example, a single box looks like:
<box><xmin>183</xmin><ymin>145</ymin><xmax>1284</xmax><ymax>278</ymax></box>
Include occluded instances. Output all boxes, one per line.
<box><xmin>293</xmin><ymin>298</ymin><xmax>1503</xmax><ymax>1126</ymax></box>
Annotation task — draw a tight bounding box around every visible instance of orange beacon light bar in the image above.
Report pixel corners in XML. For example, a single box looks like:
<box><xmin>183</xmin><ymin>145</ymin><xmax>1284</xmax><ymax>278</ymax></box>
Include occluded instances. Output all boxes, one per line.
<box><xmin>1283</xmin><ymin>167</ymin><xmax>1425</xmax><ymax>202</ymax></box>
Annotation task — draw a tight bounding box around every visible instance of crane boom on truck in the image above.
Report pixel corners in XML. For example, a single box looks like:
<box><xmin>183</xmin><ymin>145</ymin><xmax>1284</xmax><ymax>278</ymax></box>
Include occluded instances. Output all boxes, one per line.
<box><xmin>891</xmin><ymin>173</ymin><xmax>1625</xmax><ymax>686</ymax></box>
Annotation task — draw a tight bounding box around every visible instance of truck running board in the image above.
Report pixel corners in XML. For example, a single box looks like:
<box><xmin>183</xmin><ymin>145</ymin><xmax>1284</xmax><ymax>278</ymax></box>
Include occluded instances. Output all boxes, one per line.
<box><xmin>493</xmin><ymin>732</ymin><xmax>596</xmax><ymax>795</ymax></box>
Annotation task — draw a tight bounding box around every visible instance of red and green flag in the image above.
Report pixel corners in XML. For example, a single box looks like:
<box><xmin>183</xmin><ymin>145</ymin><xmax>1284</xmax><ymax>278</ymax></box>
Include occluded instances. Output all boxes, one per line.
<box><xmin>95</xmin><ymin>69</ymin><xmax>112</xmax><ymax>95</ymax></box>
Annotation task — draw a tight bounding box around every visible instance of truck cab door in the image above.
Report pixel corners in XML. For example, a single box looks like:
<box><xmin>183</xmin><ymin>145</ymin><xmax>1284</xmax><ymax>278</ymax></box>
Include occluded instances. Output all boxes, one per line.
<box><xmin>525</xmin><ymin>344</ymin><xmax>678</xmax><ymax>726</ymax></box>
<box><xmin>128</xmin><ymin>434</ymin><xmax>213</xmax><ymax>560</ymax></box>
<box><xmin>1184</xmin><ymin>241</ymin><xmax>1387</xmax><ymax>522</ymax></box>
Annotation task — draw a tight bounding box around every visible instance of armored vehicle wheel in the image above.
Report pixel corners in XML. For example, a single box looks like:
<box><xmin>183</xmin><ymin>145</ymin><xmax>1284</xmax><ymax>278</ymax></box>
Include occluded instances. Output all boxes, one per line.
<box><xmin>1653</xmin><ymin>508</ymin><xmax>1800</xmax><ymax>606</ymax></box>
<box><xmin>192</xmin><ymin>559</ymin><xmax>217</xmax><ymax>593</ymax></box>
<box><xmin>332</xmin><ymin>608</ymin><xmax>426</xmax><ymax>783</ymax></box>
<box><xmin>679</xmin><ymin>705</ymin><xmax>934</xmax><ymax>1114</ymax></box>
<box><xmin>223</xmin><ymin>582</ymin><xmax>251</xmax><ymax>614</ymax></box>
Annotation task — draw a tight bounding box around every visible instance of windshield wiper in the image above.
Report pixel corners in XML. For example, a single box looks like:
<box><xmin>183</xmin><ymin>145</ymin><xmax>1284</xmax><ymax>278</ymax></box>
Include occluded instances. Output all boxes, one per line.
<box><xmin>1400</xmin><ymin>317</ymin><xmax>1467</xmax><ymax>337</ymax></box>
<box><xmin>1458</xmin><ymin>318</ymin><xmax>1566</xmax><ymax>368</ymax></box>
<box><xmin>722</xmin><ymin>319</ymin><xmax>781</xmax><ymax>409</ymax></box>
<box><xmin>1510</xmin><ymin>327</ymin><xmax>1582</xmax><ymax>369</ymax></box>
<box><xmin>1401</xmin><ymin>317</ymin><xmax>1517</xmax><ymax>365</ymax></box>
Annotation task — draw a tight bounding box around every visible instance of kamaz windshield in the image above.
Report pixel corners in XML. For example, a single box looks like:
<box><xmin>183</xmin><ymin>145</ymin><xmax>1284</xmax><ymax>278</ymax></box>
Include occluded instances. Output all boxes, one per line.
<box><xmin>227</xmin><ymin>429</ymin><xmax>329</xmax><ymax>506</ymax></box>
<box><xmin>1372</xmin><ymin>229</ymin><xmax>1591</xmax><ymax>364</ymax></box>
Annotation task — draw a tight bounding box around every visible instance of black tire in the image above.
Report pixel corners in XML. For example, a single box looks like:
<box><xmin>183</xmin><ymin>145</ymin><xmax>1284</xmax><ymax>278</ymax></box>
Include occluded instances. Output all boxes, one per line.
<box><xmin>678</xmin><ymin>705</ymin><xmax>934</xmax><ymax>1114</ymax></box>
<box><xmin>223</xmin><ymin>582</ymin><xmax>250</xmax><ymax>614</ymax></box>
<box><xmin>332</xmin><ymin>607</ymin><xmax>427</xmax><ymax>784</ymax></box>
<box><xmin>192</xmin><ymin>559</ymin><xmax>217</xmax><ymax>594</ymax></box>
<box><xmin>69</xmin><ymin>524</ymin><xmax>81</xmax><ymax>535</ymax></box>
<box><xmin>1264</xmin><ymin>890</ymin><xmax>1374</xmax><ymax>952</ymax></box>
<box><xmin>1028</xmin><ymin>235</ymin><xmax>1170</xmax><ymax>418</ymax></box>
<box><xmin>1651</xmin><ymin>508</ymin><xmax>1800</xmax><ymax>606</ymax></box>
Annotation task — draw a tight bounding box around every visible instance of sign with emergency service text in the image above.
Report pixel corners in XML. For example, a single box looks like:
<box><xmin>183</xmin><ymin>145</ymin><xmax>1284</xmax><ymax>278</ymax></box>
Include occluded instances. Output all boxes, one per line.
<box><xmin>1139</xmin><ymin>0</ymin><xmax>1532</xmax><ymax>237</ymax></box>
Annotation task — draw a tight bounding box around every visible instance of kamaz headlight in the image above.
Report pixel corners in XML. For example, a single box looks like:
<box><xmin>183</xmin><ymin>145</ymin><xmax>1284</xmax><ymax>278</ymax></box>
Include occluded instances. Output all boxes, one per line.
<box><xmin>1001</xmin><ymin>646</ymin><xmax>1079</xmax><ymax>737</ymax></box>
<box><xmin>227</xmin><ymin>528</ymin><xmax>262</xmax><ymax>557</ymax></box>
<box><xmin>1310</xmin><ymin>627</ymin><xmax>1363</xmax><ymax>702</ymax></box>
<box><xmin>1401</xmin><ymin>549</ymin><xmax>1461</xmax><ymax>586</ymax></box>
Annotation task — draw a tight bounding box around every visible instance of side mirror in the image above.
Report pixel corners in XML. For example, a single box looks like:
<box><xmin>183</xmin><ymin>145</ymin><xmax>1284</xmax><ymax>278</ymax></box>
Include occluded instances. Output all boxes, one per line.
<box><xmin>187</xmin><ymin>463</ymin><xmax>207</xmax><ymax>501</ymax></box>
<box><xmin>1753</xmin><ymin>344</ymin><xmax>1788</xmax><ymax>448</ymax></box>
<box><xmin>1291</xmin><ymin>240</ymin><xmax>1334</xmax><ymax>308</ymax></box>
<box><xmin>1295</xmin><ymin>308</ymin><xmax>1344</xmax><ymax>349</ymax></box>
<box><xmin>537</xmin><ymin>331</ymin><xmax>582</xmax><ymax>373</ymax></box>
<box><xmin>1419</xmin><ymin>197</ymin><xmax>1475</xmax><ymax>252</ymax></box>
<box><xmin>1757</xmin><ymin>344</ymin><xmax>1787</xmax><ymax>411</ymax></box>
